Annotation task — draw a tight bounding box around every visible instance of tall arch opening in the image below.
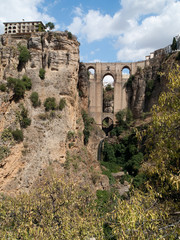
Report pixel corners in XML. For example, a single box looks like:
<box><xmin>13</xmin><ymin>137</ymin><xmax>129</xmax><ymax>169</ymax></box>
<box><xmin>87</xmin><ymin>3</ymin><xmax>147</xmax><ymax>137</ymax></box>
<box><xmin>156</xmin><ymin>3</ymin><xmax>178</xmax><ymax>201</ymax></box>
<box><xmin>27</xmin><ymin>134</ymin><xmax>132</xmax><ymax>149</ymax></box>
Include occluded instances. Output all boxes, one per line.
<box><xmin>122</xmin><ymin>67</ymin><xmax>130</xmax><ymax>80</ymax></box>
<box><xmin>102</xmin><ymin>74</ymin><xmax>114</xmax><ymax>113</ymax></box>
<box><xmin>88</xmin><ymin>67</ymin><xmax>95</xmax><ymax>79</ymax></box>
<box><xmin>102</xmin><ymin>117</ymin><xmax>113</xmax><ymax>136</ymax></box>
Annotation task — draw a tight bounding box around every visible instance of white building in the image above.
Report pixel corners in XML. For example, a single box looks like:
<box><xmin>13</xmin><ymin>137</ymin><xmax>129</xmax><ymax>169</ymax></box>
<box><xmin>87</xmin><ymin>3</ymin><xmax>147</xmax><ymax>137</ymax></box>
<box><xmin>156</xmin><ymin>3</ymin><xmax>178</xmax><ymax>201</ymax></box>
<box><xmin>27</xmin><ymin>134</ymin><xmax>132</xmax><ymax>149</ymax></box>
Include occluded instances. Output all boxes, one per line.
<box><xmin>3</xmin><ymin>21</ymin><xmax>45</xmax><ymax>34</ymax></box>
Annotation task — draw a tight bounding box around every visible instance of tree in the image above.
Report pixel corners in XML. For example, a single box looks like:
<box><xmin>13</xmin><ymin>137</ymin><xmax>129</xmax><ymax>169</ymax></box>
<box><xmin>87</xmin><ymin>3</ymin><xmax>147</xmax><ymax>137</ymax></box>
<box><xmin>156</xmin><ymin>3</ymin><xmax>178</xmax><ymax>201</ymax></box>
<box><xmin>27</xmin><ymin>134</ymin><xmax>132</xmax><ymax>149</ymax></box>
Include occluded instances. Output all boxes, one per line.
<box><xmin>109</xmin><ymin>189</ymin><xmax>179</xmax><ymax>239</ymax></box>
<box><xmin>45</xmin><ymin>22</ymin><xmax>55</xmax><ymax>31</ymax></box>
<box><xmin>140</xmin><ymin>65</ymin><xmax>180</xmax><ymax>197</ymax></box>
<box><xmin>171</xmin><ymin>37</ymin><xmax>177</xmax><ymax>51</ymax></box>
<box><xmin>0</xmin><ymin>175</ymin><xmax>104</xmax><ymax>239</ymax></box>
<box><xmin>18</xmin><ymin>45</ymin><xmax>30</xmax><ymax>64</ymax></box>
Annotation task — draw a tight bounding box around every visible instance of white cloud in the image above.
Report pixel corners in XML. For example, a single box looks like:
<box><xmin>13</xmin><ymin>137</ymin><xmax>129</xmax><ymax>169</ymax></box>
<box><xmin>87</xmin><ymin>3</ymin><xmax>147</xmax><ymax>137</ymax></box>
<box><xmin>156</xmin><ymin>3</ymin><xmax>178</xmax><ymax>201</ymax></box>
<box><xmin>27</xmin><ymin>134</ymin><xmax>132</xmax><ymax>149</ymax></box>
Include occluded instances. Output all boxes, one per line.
<box><xmin>68</xmin><ymin>0</ymin><xmax>180</xmax><ymax>61</ymax></box>
<box><xmin>0</xmin><ymin>0</ymin><xmax>55</xmax><ymax>34</ymax></box>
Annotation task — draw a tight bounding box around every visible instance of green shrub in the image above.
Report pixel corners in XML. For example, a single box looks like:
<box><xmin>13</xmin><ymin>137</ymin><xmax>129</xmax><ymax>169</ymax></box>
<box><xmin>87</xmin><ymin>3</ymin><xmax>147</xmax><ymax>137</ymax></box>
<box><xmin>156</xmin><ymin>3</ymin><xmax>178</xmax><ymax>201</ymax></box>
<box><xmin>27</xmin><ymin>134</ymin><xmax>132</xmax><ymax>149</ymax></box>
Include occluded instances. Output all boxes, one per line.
<box><xmin>1</xmin><ymin>128</ymin><xmax>13</xmax><ymax>142</ymax></box>
<box><xmin>44</xmin><ymin>97</ymin><xmax>56</xmax><ymax>111</ymax></box>
<box><xmin>124</xmin><ymin>75</ymin><xmax>134</xmax><ymax>88</ymax></box>
<box><xmin>7</xmin><ymin>77</ymin><xmax>17</xmax><ymax>88</ymax></box>
<box><xmin>105</xmin><ymin>84</ymin><xmax>113</xmax><ymax>92</ymax></box>
<box><xmin>39</xmin><ymin>68</ymin><xmax>45</xmax><ymax>80</ymax></box>
<box><xmin>176</xmin><ymin>51</ymin><xmax>180</xmax><ymax>60</ymax></box>
<box><xmin>67</xmin><ymin>131</ymin><xmax>75</xmax><ymax>141</ymax></box>
<box><xmin>19</xmin><ymin>106</ymin><xmax>31</xmax><ymax>128</ymax></box>
<box><xmin>12</xmin><ymin>129</ymin><xmax>24</xmax><ymax>142</ymax></box>
<box><xmin>67</xmin><ymin>31</ymin><xmax>72</xmax><ymax>39</ymax></box>
<box><xmin>145</xmin><ymin>79</ymin><xmax>154</xmax><ymax>97</ymax></box>
<box><xmin>30</xmin><ymin>92</ymin><xmax>41</xmax><ymax>107</ymax></box>
<box><xmin>59</xmin><ymin>98</ymin><xmax>66</xmax><ymax>111</ymax></box>
<box><xmin>7</xmin><ymin>76</ymin><xmax>32</xmax><ymax>101</ymax></box>
<box><xmin>132</xmin><ymin>173</ymin><xmax>147</xmax><ymax>188</ymax></box>
<box><xmin>18</xmin><ymin>45</ymin><xmax>30</xmax><ymax>64</ymax></box>
<box><xmin>0</xmin><ymin>146</ymin><xmax>10</xmax><ymax>161</ymax></box>
<box><xmin>0</xmin><ymin>84</ymin><xmax>6</xmax><ymax>92</ymax></box>
<box><xmin>22</xmin><ymin>75</ymin><xmax>32</xmax><ymax>90</ymax></box>
<box><xmin>13</xmin><ymin>80</ymin><xmax>26</xmax><ymax>100</ymax></box>
<box><xmin>81</xmin><ymin>110</ymin><xmax>94</xmax><ymax>145</ymax></box>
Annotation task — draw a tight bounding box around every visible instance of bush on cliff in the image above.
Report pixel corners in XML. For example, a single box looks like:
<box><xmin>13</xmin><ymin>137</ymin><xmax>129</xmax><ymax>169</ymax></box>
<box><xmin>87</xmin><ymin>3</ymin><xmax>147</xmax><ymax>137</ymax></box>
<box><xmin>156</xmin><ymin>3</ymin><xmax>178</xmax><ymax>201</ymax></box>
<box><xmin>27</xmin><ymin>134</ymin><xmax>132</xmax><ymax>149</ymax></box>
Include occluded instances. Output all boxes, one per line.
<box><xmin>44</xmin><ymin>97</ymin><xmax>56</xmax><ymax>111</ymax></box>
<box><xmin>30</xmin><ymin>92</ymin><xmax>41</xmax><ymax>107</ymax></box>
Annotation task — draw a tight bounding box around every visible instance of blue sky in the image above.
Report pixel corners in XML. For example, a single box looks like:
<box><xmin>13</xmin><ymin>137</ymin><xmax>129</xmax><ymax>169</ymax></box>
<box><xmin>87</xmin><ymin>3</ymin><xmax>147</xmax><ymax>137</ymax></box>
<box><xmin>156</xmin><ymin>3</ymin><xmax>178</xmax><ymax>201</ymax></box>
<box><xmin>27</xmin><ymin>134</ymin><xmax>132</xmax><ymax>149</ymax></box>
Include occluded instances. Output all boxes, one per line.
<box><xmin>0</xmin><ymin>0</ymin><xmax>180</xmax><ymax>62</ymax></box>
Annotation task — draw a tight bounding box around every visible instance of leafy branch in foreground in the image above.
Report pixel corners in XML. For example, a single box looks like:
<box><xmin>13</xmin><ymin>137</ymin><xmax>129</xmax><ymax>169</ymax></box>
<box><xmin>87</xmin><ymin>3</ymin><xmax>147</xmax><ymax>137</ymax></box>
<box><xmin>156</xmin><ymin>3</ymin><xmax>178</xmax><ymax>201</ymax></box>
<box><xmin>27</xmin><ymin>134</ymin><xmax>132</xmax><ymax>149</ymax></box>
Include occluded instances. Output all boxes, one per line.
<box><xmin>138</xmin><ymin>65</ymin><xmax>180</xmax><ymax>197</ymax></box>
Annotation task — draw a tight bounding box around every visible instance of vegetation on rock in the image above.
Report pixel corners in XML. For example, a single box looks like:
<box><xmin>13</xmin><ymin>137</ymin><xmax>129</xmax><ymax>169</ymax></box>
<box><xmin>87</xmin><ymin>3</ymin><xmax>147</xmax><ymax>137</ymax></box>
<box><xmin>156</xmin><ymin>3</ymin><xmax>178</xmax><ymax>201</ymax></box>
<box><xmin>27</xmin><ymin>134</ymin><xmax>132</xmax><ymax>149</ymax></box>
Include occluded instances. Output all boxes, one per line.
<box><xmin>59</xmin><ymin>98</ymin><xmax>66</xmax><ymax>111</ymax></box>
<box><xmin>39</xmin><ymin>68</ymin><xmax>46</xmax><ymax>79</ymax></box>
<box><xmin>44</xmin><ymin>97</ymin><xmax>56</xmax><ymax>111</ymax></box>
<box><xmin>81</xmin><ymin>110</ymin><xmax>94</xmax><ymax>145</ymax></box>
<box><xmin>30</xmin><ymin>92</ymin><xmax>41</xmax><ymax>107</ymax></box>
<box><xmin>18</xmin><ymin>44</ymin><xmax>30</xmax><ymax>65</ymax></box>
<box><xmin>7</xmin><ymin>76</ymin><xmax>32</xmax><ymax>101</ymax></box>
<box><xmin>0</xmin><ymin>84</ymin><xmax>6</xmax><ymax>92</ymax></box>
<box><xmin>17</xmin><ymin>105</ymin><xmax>31</xmax><ymax>128</ymax></box>
<box><xmin>12</xmin><ymin>129</ymin><xmax>24</xmax><ymax>142</ymax></box>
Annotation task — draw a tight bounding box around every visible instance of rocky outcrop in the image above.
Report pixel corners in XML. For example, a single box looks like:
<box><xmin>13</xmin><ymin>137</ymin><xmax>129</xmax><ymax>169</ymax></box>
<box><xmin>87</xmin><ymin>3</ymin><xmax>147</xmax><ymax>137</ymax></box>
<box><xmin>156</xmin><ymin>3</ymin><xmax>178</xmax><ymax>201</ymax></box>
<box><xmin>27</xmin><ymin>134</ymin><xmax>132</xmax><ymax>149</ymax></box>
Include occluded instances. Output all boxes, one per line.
<box><xmin>0</xmin><ymin>32</ymin><xmax>108</xmax><ymax>194</ymax></box>
<box><xmin>126</xmin><ymin>52</ymin><xmax>178</xmax><ymax>117</ymax></box>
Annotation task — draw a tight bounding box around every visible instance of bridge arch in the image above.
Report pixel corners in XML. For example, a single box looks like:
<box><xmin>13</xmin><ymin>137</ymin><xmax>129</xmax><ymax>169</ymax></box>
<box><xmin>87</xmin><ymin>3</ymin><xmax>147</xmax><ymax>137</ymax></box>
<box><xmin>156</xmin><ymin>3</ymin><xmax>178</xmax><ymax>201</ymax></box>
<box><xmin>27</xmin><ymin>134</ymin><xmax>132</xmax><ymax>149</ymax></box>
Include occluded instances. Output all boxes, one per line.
<box><xmin>121</xmin><ymin>65</ymin><xmax>131</xmax><ymax>79</ymax></box>
<box><xmin>87</xmin><ymin>66</ymin><xmax>96</xmax><ymax>79</ymax></box>
<box><xmin>84</xmin><ymin>61</ymin><xmax>148</xmax><ymax>126</ymax></box>
<box><xmin>102</xmin><ymin>74</ymin><xmax>114</xmax><ymax>113</ymax></box>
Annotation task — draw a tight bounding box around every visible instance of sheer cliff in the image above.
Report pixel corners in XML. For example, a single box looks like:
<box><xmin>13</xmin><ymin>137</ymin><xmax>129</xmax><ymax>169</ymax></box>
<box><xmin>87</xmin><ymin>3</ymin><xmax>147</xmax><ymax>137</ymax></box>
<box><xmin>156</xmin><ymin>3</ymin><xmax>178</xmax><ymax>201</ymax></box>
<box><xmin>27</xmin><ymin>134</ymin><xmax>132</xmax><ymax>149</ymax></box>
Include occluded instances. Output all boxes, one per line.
<box><xmin>0</xmin><ymin>32</ymin><xmax>108</xmax><ymax>194</ymax></box>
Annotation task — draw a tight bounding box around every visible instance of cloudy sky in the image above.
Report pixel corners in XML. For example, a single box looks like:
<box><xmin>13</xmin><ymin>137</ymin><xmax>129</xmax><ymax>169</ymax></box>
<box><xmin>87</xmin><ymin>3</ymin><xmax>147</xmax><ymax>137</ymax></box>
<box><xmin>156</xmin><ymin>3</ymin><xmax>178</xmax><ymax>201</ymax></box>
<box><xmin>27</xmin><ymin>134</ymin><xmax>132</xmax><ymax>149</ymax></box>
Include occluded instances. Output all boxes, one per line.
<box><xmin>0</xmin><ymin>0</ymin><xmax>180</xmax><ymax>62</ymax></box>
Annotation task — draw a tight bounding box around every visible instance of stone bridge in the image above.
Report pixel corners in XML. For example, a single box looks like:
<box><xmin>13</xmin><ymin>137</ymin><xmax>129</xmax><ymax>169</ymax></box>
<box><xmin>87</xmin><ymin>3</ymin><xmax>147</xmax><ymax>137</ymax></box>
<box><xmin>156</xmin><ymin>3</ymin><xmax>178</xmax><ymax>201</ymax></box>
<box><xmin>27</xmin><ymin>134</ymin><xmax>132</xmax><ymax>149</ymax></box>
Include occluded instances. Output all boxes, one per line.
<box><xmin>84</xmin><ymin>61</ymin><xmax>149</xmax><ymax>127</ymax></box>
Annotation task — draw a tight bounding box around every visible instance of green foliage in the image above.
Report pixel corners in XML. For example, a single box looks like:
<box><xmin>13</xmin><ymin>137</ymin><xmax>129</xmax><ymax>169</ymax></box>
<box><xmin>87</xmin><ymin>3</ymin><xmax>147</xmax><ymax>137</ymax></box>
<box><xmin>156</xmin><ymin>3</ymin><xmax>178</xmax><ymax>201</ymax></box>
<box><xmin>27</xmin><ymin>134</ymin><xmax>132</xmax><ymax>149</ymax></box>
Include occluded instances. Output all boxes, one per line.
<box><xmin>145</xmin><ymin>79</ymin><xmax>154</xmax><ymax>97</ymax></box>
<box><xmin>132</xmin><ymin>173</ymin><xmax>147</xmax><ymax>188</ymax></box>
<box><xmin>102</xmin><ymin>132</ymin><xmax>144</xmax><ymax>180</ymax></box>
<box><xmin>105</xmin><ymin>84</ymin><xmax>113</xmax><ymax>91</ymax></box>
<box><xmin>13</xmin><ymin>80</ymin><xmax>26</xmax><ymax>100</ymax></box>
<box><xmin>0</xmin><ymin>176</ymin><xmax>104</xmax><ymax>239</ymax></box>
<box><xmin>67</xmin><ymin>131</ymin><xmax>75</xmax><ymax>141</ymax></box>
<box><xmin>30</xmin><ymin>92</ymin><xmax>41</xmax><ymax>107</ymax></box>
<box><xmin>81</xmin><ymin>110</ymin><xmax>94</xmax><ymax>145</ymax></box>
<box><xmin>176</xmin><ymin>51</ymin><xmax>180</xmax><ymax>60</ymax></box>
<box><xmin>171</xmin><ymin>37</ymin><xmax>177</xmax><ymax>51</ymax></box>
<box><xmin>59</xmin><ymin>98</ymin><xmax>66</xmax><ymax>111</ymax></box>
<box><xmin>21</xmin><ymin>75</ymin><xmax>32</xmax><ymax>90</ymax></box>
<box><xmin>115</xmin><ymin>109</ymin><xmax>126</xmax><ymax>127</ymax></box>
<box><xmin>44</xmin><ymin>97</ymin><xmax>56</xmax><ymax>111</ymax></box>
<box><xmin>109</xmin><ymin>189</ymin><xmax>178</xmax><ymax>239</ymax></box>
<box><xmin>39</xmin><ymin>68</ymin><xmax>45</xmax><ymax>79</ymax></box>
<box><xmin>67</xmin><ymin>31</ymin><xmax>72</xmax><ymax>39</ymax></box>
<box><xmin>12</xmin><ymin>129</ymin><xmax>24</xmax><ymax>142</ymax></box>
<box><xmin>18</xmin><ymin>106</ymin><xmax>31</xmax><ymax>128</ymax></box>
<box><xmin>0</xmin><ymin>146</ymin><xmax>10</xmax><ymax>161</ymax></box>
<box><xmin>0</xmin><ymin>84</ymin><xmax>6</xmax><ymax>92</ymax></box>
<box><xmin>45</xmin><ymin>22</ymin><xmax>55</xmax><ymax>30</ymax></box>
<box><xmin>38</xmin><ymin>23</ymin><xmax>45</xmax><ymax>32</ymax></box>
<box><xmin>101</xmin><ymin>161</ymin><xmax>122</xmax><ymax>173</ymax></box>
<box><xmin>141</xmin><ymin>65</ymin><xmax>180</xmax><ymax>196</ymax></box>
<box><xmin>1</xmin><ymin>128</ymin><xmax>13</xmax><ymax>142</ymax></box>
<box><xmin>7</xmin><ymin>76</ymin><xmax>32</xmax><ymax>101</ymax></box>
<box><xmin>101</xmin><ymin>168</ymin><xmax>116</xmax><ymax>185</ymax></box>
<box><xmin>18</xmin><ymin>44</ymin><xmax>30</xmax><ymax>64</ymax></box>
<box><xmin>124</xmin><ymin>74</ymin><xmax>134</xmax><ymax>88</ymax></box>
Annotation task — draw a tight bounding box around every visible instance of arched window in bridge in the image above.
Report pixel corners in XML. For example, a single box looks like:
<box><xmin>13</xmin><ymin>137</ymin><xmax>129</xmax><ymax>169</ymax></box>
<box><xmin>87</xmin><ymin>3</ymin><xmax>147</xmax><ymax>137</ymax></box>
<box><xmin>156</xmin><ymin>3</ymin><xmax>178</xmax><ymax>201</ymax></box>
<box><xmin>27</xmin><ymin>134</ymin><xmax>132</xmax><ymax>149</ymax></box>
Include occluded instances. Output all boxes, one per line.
<box><xmin>122</xmin><ymin>67</ymin><xmax>130</xmax><ymax>80</ymax></box>
<box><xmin>88</xmin><ymin>67</ymin><xmax>95</xmax><ymax>79</ymax></box>
<box><xmin>102</xmin><ymin>74</ymin><xmax>114</xmax><ymax>113</ymax></box>
<box><xmin>102</xmin><ymin>117</ymin><xmax>113</xmax><ymax>136</ymax></box>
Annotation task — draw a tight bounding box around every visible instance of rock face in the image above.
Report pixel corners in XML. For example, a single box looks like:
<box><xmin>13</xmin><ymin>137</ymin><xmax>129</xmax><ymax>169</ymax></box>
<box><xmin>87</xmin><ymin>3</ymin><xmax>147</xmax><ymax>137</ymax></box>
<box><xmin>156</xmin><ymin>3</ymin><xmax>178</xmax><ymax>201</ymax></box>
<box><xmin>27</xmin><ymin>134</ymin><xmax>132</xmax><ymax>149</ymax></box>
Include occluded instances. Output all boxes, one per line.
<box><xmin>0</xmin><ymin>32</ymin><xmax>108</xmax><ymax>194</ymax></box>
<box><xmin>126</xmin><ymin>52</ymin><xmax>178</xmax><ymax>117</ymax></box>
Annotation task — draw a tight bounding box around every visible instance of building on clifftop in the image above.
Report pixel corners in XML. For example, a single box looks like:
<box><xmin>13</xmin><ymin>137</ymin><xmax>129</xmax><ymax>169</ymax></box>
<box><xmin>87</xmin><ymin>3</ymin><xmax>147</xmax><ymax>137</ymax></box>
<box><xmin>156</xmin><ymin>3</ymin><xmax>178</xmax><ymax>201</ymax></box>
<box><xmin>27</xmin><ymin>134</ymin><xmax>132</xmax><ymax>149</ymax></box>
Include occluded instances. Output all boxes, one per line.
<box><xmin>3</xmin><ymin>21</ymin><xmax>45</xmax><ymax>34</ymax></box>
